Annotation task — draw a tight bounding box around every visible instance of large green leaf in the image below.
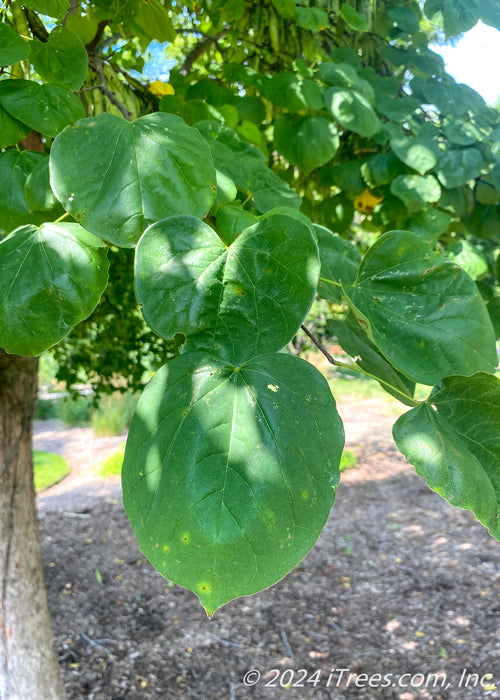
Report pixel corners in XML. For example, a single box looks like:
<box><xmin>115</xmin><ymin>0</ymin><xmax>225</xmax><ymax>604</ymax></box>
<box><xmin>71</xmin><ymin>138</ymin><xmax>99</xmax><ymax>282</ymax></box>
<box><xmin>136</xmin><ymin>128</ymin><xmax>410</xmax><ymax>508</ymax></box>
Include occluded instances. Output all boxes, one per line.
<box><xmin>423</xmin><ymin>79</ymin><xmax>467</xmax><ymax>116</ymax></box>
<box><xmin>324</xmin><ymin>87</ymin><xmax>382</xmax><ymax>138</ymax></box>
<box><xmin>22</xmin><ymin>0</ymin><xmax>69</xmax><ymax>19</ymax></box>
<box><xmin>390</xmin><ymin>174</ymin><xmax>441</xmax><ymax>212</ymax></box>
<box><xmin>390</xmin><ymin>136</ymin><xmax>440</xmax><ymax>175</ymax></box>
<box><xmin>274</xmin><ymin>116</ymin><xmax>339</xmax><ymax>174</ymax></box>
<box><xmin>196</xmin><ymin>121</ymin><xmax>300</xmax><ymax>212</ymax></box>
<box><xmin>0</xmin><ymin>223</ymin><xmax>109</xmax><ymax>356</ymax></box>
<box><xmin>0</xmin><ymin>151</ymin><xmax>47</xmax><ymax>231</ymax></box>
<box><xmin>313</xmin><ymin>224</ymin><xmax>361</xmax><ymax>302</ymax></box>
<box><xmin>393</xmin><ymin>373</ymin><xmax>500</xmax><ymax>540</ymax></box>
<box><xmin>0</xmin><ymin>105</ymin><xmax>30</xmax><ymax>148</ymax></box>
<box><xmin>262</xmin><ymin>73</ymin><xmax>324</xmax><ymax>111</ymax></box>
<box><xmin>329</xmin><ymin>314</ymin><xmax>416</xmax><ymax>406</ymax></box>
<box><xmin>424</xmin><ymin>0</ymin><xmax>479</xmax><ymax>36</ymax></box>
<box><xmin>0</xmin><ymin>22</ymin><xmax>31</xmax><ymax>66</ymax></box>
<box><xmin>29</xmin><ymin>26</ymin><xmax>88</xmax><ymax>90</ymax></box>
<box><xmin>343</xmin><ymin>230</ymin><xmax>497</xmax><ymax>385</ymax></box>
<box><xmin>50</xmin><ymin>113</ymin><xmax>217</xmax><ymax>248</ymax></box>
<box><xmin>446</xmin><ymin>240</ymin><xmax>489</xmax><ymax>280</ymax></box>
<box><xmin>436</xmin><ymin>148</ymin><xmax>484</xmax><ymax>189</ymax></box>
<box><xmin>135</xmin><ymin>214</ymin><xmax>319</xmax><ymax>364</ymax></box>
<box><xmin>122</xmin><ymin>351</ymin><xmax>344</xmax><ymax>615</ymax></box>
<box><xmin>0</xmin><ymin>79</ymin><xmax>85</xmax><ymax>137</ymax></box>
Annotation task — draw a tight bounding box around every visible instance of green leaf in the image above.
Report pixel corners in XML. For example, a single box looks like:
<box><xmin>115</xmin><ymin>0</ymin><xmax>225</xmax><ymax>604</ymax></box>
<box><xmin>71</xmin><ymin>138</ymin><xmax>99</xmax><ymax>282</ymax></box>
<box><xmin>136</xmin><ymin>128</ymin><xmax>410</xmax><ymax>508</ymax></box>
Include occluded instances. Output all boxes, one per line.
<box><xmin>0</xmin><ymin>22</ymin><xmax>31</xmax><ymax>66</ymax></box>
<box><xmin>22</xmin><ymin>0</ymin><xmax>69</xmax><ymax>19</ymax></box>
<box><xmin>339</xmin><ymin>4</ymin><xmax>368</xmax><ymax>31</ymax></box>
<box><xmin>393</xmin><ymin>373</ymin><xmax>500</xmax><ymax>540</ymax></box>
<box><xmin>317</xmin><ymin>62</ymin><xmax>359</xmax><ymax>88</ymax></box>
<box><xmin>387</xmin><ymin>5</ymin><xmax>420</xmax><ymax>34</ymax></box>
<box><xmin>122</xmin><ymin>351</ymin><xmax>344</xmax><ymax>615</ymax></box>
<box><xmin>215</xmin><ymin>205</ymin><xmax>258</xmax><ymax>246</ymax></box>
<box><xmin>315</xmin><ymin>194</ymin><xmax>354</xmax><ymax>234</ymax></box>
<box><xmin>295</xmin><ymin>6</ymin><xmax>329</xmax><ymax>31</ymax></box>
<box><xmin>436</xmin><ymin>148</ymin><xmax>483</xmax><ymax>189</ymax></box>
<box><xmin>196</xmin><ymin>121</ymin><xmax>300</xmax><ymax>213</ymax></box>
<box><xmin>405</xmin><ymin>208</ymin><xmax>452</xmax><ymax>246</ymax></box>
<box><xmin>327</xmin><ymin>161</ymin><xmax>365</xmax><ymax>194</ymax></box>
<box><xmin>324</xmin><ymin>87</ymin><xmax>382</xmax><ymax>138</ymax></box>
<box><xmin>361</xmin><ymin>154</ymin><xmax>401</xmax><ymax>188</ymax></box>
<box><xmin>274</xmin><ymin>116</ymin><xmax>339</xmax><ymax>174</ymax></box>
<box><xmin>29</xmin><ymin>26</ymin><xmax>88</xmax><ymax>91</ymax></box>
<box><xmin>343</xmin><ymin>230</ymin><xmax>497</xmax><ymax>385</ymax></box>
<box><xmin>376</xmin><ymin>95</ymin><xmax>420</xmax><ymax>122</ymax></box>
<box><xmin>390</xmin><ymin>136</ymin><xmax>440</xmax><ymax>175</ymax></box>
<box><xmin>424</xmin><ymin>0</ymin><xmax>479</xmax><ymax>36</ymax></box>
<box><xmin>0</xmin><ymin>223</ymin><xmax>109</xmax><ymax>356</ymax></box>
<box><xmin>329</xmin><ymin>314</ymin><xmax>416</xmax><ymax>406</ymax></box>
<box><xmin>0</xmin><ymin>151</ymin><xmax>47</xmax><ymax>231</ymax></box>
<box><xmin>50</xmin><ymin>113</ymin><xmax>217</xmax><ymax>248</ymax></box>
<box><xmin>313</xmin><ymin>224</ymin><xmax>361</xmax><ymax>302</ymax></box>
<box><xmin>262</xmin><ymin>74</ymin><xmax>324</xmax><ymax>111</ymax></box>
<box><xmin>423</xmin><ymin>80</ymin><xmax>467</xmax><ymax>116</ymax></box>
<box><xmin>135</xmin><ymin>214</ymin><xmax>319</xmax><ymax>364</ymax></box>
<box><xmin>390</xmin><ymin>174</ymin><xmax>441</xmax><ymax>212</ymax></box>
<box><xmin>130</xmin><ymin>0</ymin><xmax>176</xmax><ymax>42</ymax></box>
<box><xmin>0</xmin><ymin>105</ymin><xmax>30</xmax><ymax>148</ymax></box>
<box><xmin>480</xmin><ymin>0</ymin><xmax>500</xmax><ymax>29</ymax></box>
<box><xmin>0</xmin><ymin>79</ymin><xmax>85</xmax><ymax>137</ymax></box>
<box><xmin>444</xmin><ymin>119</ymin><xmax>482</xmax><ymax>146</ymax></box>
<box><xmin>446</xmin><ymin>240</ymin><xmax>489</xmax><ymax>280</ymax></box>
<box><xmin>24</xmin><ymin>158</ymin><xmax>64</xmax><ymax>214</ymax></box>
<box><xmin>65</xmin><ymin>13</ymin><xmax>99</xmax><ymax>44</ymax></box>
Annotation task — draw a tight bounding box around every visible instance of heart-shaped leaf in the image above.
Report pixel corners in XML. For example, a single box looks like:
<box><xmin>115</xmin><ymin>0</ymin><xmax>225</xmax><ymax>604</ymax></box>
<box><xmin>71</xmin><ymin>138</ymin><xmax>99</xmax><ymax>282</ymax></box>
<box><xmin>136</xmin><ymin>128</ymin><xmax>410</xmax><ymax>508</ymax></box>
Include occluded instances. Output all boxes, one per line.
<box><xmin>122</xmin><ymin>351</ymin><xmax>344</xmax><ymax>616</ymax></box>
<box><xmin>29</xmin><ymin>26</ymin><xmax>88</xmax><ymax>90</ymax></box>
<box><xmin>135</xmin><ymin>214</ymin><xmax>319</xmax><ymax>364</ymax></box>
<box><xmin>274</xmin><ymin>115</ymin><xmax>339</xmax><ymax>174</ymax></box>
<box><xmin>343</xmin><ymin>230</ymin><xmax>497</xmax><ymax>385</ymax></box>
<box><xmin>324</xmin><ymin>87</ymin><xmax>382</xmax><ymax>138</ymax></box>
<box><xmin>0</xmin><ymin>223</ymin><xmax>108</xmax><ymax>355</ymax></box>
<box><xmin>390</xmin><ymin>136</ymin><xmax>440</xmax><ymax>175</ymax></box>
<box><xmin>394</xmin><ymin>373</ymin><xmax>500</xmax><ymax>540</ymax></box>
<box><xmin>50</xmin><ymin>113</ymin><xmax>217</xmax><ymax>248</ymax></box>
<box><xmin>0</xmin><ymin>79</ymin><xmax>85</xmax><ymax>137</ymax></box>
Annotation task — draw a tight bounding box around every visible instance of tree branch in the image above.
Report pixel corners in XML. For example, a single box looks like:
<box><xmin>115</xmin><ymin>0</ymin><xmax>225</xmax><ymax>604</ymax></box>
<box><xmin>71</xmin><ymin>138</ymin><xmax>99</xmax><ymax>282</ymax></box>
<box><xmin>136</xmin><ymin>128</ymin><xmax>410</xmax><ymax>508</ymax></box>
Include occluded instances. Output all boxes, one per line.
<box><xmin>300</xmin><ymin>325</ymin><xmax>338</xmax><ymax>365</ymax></box>
<box><xmin>90</xmin><ymin>56</ymin><xmax>132</xmax><ymax>120</ymax></box>
<box><xmin>179</xmin><ymin>28</ymin><xmax>230</xmax><ymax>76</ymax></box>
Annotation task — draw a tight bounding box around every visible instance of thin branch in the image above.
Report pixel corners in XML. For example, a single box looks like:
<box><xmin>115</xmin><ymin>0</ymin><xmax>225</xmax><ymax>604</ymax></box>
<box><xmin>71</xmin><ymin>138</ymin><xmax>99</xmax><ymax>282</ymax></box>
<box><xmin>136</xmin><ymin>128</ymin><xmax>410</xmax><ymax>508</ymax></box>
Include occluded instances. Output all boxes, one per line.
<box><xmin>180</xmin><ymin>27</ymin><xmax>230</xmax><ymax>76</ymax></box>
<box><xmin>91</xmin><ymin>56</ymin><xmax>132</xmax><ymax>120</ymax></box>
<box><xmin>300</xmin><ymin>324</ymin><xmax>337</xmax><ymax>365</ymax></box>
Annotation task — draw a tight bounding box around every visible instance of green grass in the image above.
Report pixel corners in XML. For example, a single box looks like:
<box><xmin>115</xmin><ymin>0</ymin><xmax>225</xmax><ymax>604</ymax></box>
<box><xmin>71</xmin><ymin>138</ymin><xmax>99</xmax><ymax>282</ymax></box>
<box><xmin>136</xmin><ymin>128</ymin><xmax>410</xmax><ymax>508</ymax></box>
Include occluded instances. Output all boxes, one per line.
<box><xmin>340</xmin><ymin>449</ymin><xmax>358</xmax><ymax>472</ymax></box>
<box><xmin>98</xmin><ymin>443</ymin><xmax>126</xmax><ymax>477</ymax></box>
<box><xmin>33</xmin><ymin>450</ymin><xmax>69</xmax><ymax>492</ymax></box>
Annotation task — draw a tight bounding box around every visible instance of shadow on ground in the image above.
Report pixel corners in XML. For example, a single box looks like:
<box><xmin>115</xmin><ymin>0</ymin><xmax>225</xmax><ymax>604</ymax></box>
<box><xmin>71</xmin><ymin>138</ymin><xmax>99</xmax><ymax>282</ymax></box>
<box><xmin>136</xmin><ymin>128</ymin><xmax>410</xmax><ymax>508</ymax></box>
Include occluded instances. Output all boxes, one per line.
<box><xmin>39</xmin><ymin>441</ymin><xmax>500</xmax><ymax>699</ymax></box>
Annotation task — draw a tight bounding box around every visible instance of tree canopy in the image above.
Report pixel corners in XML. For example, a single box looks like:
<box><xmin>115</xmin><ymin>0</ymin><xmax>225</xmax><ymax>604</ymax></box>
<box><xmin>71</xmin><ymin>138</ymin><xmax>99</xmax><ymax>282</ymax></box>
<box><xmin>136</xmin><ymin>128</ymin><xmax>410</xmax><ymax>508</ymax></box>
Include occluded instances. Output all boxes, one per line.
<box><xmin>1</xmin><ymin>0</ymin><xmax>500</xmax><ymax>617</ymax></box>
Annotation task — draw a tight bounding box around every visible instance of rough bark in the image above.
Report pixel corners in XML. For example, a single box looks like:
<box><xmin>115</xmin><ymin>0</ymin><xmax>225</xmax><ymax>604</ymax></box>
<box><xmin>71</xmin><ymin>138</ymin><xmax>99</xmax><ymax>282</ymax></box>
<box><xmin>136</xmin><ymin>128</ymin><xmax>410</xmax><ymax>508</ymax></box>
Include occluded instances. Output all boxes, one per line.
<box><xmin>0</xmin><ymin>351</ymin><xmax>65</xmax><ymax>699</ymax></box>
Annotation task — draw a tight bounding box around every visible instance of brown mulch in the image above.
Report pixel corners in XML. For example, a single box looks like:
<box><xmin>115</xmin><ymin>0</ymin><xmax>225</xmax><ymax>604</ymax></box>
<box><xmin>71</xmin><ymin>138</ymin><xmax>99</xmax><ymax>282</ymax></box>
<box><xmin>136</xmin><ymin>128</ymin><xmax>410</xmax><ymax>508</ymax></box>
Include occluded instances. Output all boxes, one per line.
<box><xmin>35</xmin><ymin>398</ymin><xmax>500</xmax><ymax>699</ymax></box>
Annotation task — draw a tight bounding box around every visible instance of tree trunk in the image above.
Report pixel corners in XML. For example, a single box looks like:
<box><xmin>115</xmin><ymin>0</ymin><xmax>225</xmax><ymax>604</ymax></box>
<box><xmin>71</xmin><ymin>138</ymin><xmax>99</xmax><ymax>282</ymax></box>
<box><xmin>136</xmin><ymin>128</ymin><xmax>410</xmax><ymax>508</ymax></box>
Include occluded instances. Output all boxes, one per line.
<box><xmin>0</xmin><ymin>351</ymin><xmax>65</xmax><ymax>699</ymax></box>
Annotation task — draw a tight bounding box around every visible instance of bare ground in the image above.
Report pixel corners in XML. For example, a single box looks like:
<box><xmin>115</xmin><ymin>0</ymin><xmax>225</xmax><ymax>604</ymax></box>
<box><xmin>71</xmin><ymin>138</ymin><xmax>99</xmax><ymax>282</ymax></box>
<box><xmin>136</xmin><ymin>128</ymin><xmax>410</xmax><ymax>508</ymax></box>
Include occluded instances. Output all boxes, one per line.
<box><xmin>34</xmin><ymin>397</ymin><xmax>500</xmax><ymax>700</ymax></box>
